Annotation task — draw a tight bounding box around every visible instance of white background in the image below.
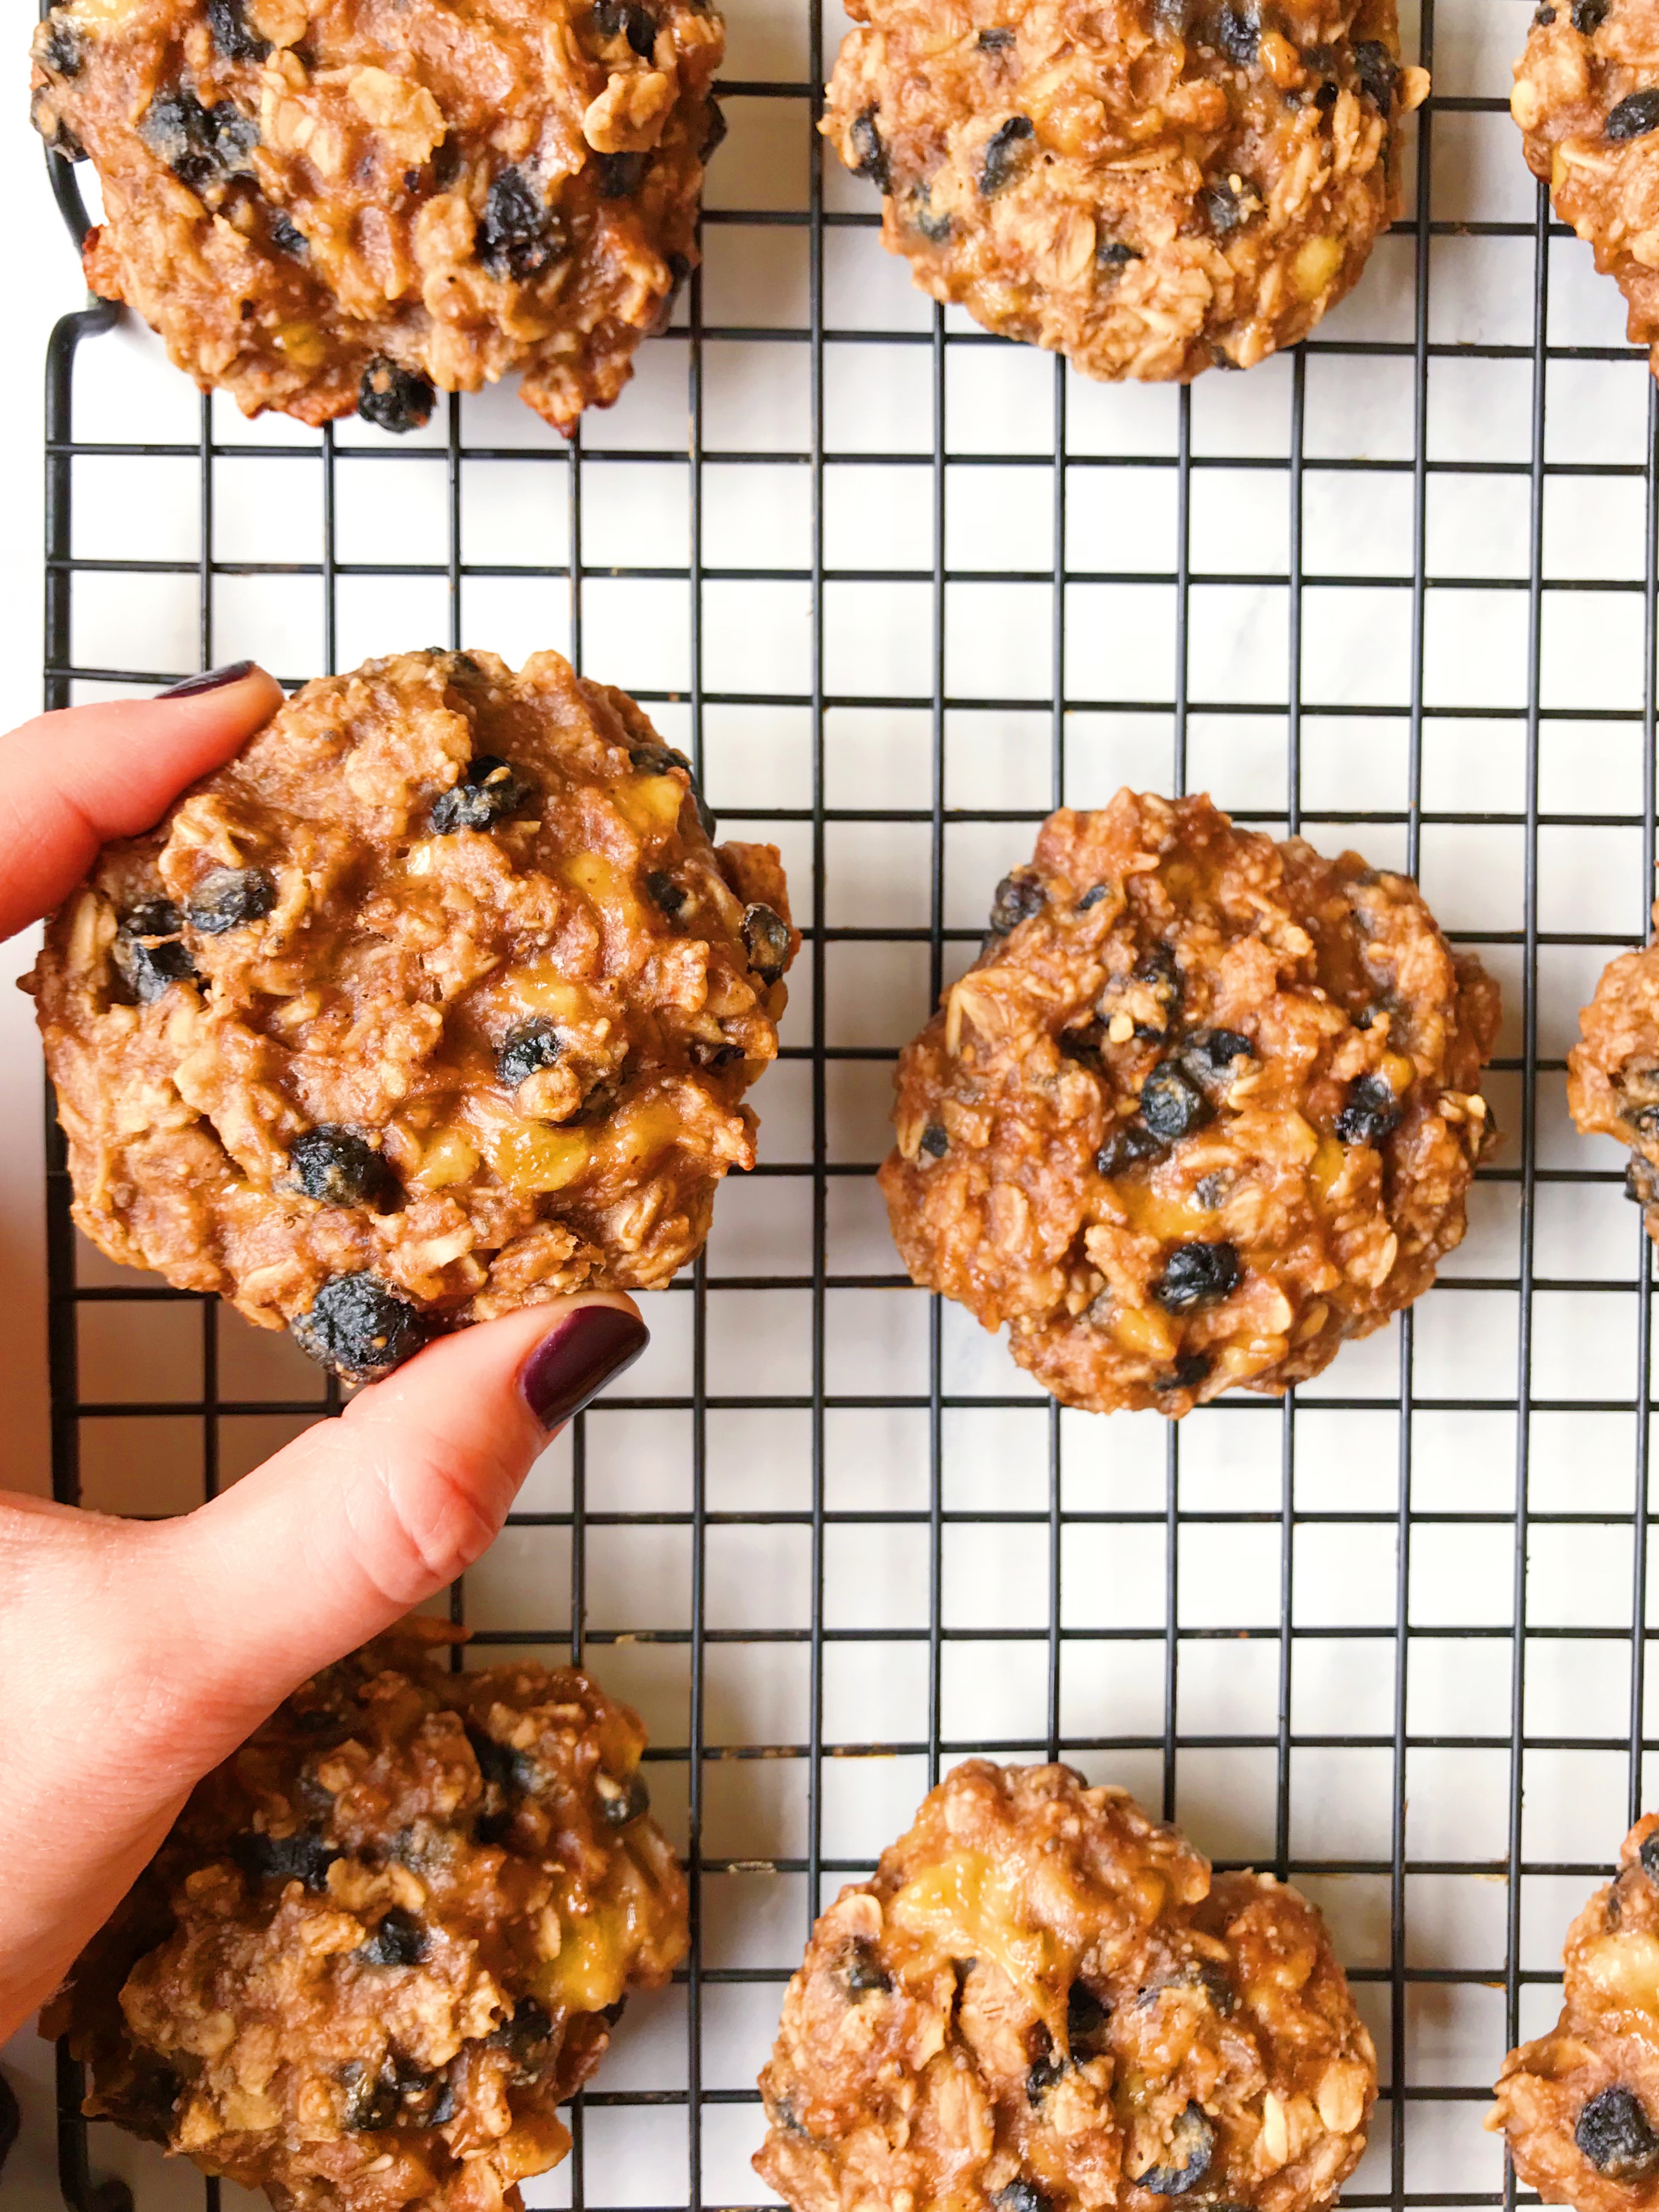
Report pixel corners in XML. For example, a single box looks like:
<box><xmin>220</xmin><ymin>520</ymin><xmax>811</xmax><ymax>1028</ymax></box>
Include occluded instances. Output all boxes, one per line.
<box><xmin>7</xmin><ymin>2</ymin><xmax>1658</xmax><ymax>2209</ymax></box>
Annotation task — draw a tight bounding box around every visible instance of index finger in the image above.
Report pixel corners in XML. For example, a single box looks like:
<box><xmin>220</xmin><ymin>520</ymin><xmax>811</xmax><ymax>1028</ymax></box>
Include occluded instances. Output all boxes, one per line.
<box><xmin>0</xmin><ymin>664</ymin><xmax>286</xmax><ymax>942</ymax></box>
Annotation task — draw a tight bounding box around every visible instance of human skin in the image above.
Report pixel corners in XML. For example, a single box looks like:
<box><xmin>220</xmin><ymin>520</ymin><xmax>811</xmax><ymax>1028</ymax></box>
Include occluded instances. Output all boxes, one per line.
<box><xmin>0</xmin><ymin>665</ymin><xmax>649</xmax><ymax>2040</ymax></box>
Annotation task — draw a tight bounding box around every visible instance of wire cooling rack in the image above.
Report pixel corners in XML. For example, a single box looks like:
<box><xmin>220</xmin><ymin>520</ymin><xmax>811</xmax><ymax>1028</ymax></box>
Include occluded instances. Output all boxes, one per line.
<box><xmin>37</xmin><ymin>0</ymin><xmax>1659</xmax><ymax>2207</ymax></box>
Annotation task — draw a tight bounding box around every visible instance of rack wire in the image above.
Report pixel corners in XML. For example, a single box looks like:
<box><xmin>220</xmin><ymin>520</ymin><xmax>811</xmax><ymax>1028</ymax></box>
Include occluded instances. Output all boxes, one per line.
<box><xmin>38</xmin><ymin>0</ymin><xmax>1659</xmax><ymax>2207</ymax></box>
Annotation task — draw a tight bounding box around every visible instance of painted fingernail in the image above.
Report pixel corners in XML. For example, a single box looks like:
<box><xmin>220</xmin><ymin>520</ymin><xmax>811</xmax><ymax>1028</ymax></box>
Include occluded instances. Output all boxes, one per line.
<box><xmin>521</xmin><ymin>1306</ymin><xmax>649</xmax><ymax>1432</ymax></box>
<box><xmin>160</xmin><ymin>659</ymin><xmax>257</xmax><ymax>698</ymax></box>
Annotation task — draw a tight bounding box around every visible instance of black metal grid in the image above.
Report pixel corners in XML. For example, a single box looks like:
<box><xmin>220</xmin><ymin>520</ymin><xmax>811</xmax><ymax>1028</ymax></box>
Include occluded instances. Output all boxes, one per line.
<box><xmin>37</xmin><ymin>0</ymin><xmax>1659</xmax><ymax>2207</ymax></box>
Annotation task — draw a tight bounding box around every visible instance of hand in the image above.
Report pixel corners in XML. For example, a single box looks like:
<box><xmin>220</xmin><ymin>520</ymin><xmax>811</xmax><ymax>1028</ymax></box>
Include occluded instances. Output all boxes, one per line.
<box><xmin>0</xmin><ymin>667</ymin><xmax>650</xmax><ymax>2041</ymax></box>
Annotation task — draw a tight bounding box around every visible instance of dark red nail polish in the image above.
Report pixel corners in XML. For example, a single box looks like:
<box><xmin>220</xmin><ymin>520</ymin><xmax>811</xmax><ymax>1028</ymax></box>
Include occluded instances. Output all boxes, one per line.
<box><xmin>521</xmin><ymin>1306</ymin><xmax>649</xmax><ymax>1432</ymax></box>
<box><xmin>160</xmin><ymin>659</ymin><xmax>256</xmax><ymax>699</ymax></box>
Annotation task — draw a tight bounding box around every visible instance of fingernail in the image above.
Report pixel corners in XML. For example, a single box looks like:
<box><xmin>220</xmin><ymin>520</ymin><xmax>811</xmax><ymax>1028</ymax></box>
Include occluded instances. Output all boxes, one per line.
<box><xmin>521</xmin><ymin>1306</ymin><xmax>650</xmax><ymax>1432</ymax></box>
<box><xmin>160</xmin><ymin>659</ymin><xmax>257</xmax><ymax>699</ymax></box>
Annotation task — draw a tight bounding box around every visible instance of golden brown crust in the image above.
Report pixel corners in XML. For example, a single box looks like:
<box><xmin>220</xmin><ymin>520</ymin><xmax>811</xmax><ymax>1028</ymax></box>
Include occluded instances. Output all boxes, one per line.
<box><xmin>1490</xmin><ymin>1817</ymin><xmax>1659</xmax><ymax>2212</ymax></box>
<box><xmin>1568</xmin><ymin>921</ymin><xmax>1659</xmax><ymax>1238</ymax></box>
<box><xmin>41</xmin><ymin>1620</ymin><xmax>690</xmax><ymax>2212</ymax></box>
<box><xmin>755</xmin><ymin>1761</ymin><xmax>1376</xmax><ymax>2212</ymax></box>
<box><xmin>821</xmin><ymin>0</ymin><xmax>1428</xmax><ymax>381</ymax></box>
<box><xmin>28</xmin><ymin>648</ymin><xmax>796</xmax><ymax>1379</ymax></box>
<box><xmin>30</xmin><ymin>0</ymin><xmax>725</xmax><ymax>435</ymax></box>
<box><xmin>878</xmin><ymin>791</ymin><xmax>1499</xmax><ymax>1415</ymax></box>
<box><xmin>1511</xmin><ymin>0</ymin><xmax>1659</xmax><ymax>380</ymax></box>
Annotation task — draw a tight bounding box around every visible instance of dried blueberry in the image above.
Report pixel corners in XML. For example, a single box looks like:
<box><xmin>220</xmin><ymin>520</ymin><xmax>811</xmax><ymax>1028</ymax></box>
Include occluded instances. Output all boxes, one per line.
<box><xmin>1098</xmin><ymin>239</ymin><xmax>1141</xmax><ymax>270</ymax></box>
<box><xmin>920</xmin><ymin>1123</ymin><xmax>949</xmax><ymax>1158</ymax></box>
<box><xmin>1097</xmin><ymin>1124</ymin><xmax>1165</xmax><ymax>1177</ymax></box>
<box><xmin>357</xmin><ymin>1906</ymin><xmax>428</xmax><ymax>1968</ymax></box>
<box><xmin>1140</xmin><ymin>1062</ymin><xmax>1210</xmax><ymax>1142</ymax></box>
<box><xmin>478</xmin><ymin>166</ymin><xmax>567</xmax><ymax>280</ymax></box>
<box><xmin>989</xmin><ymin>867</ymin><xmax>1046</xmax><ymax>935</ymax></box>
<box><xmin>701</xmin><ymin>97</ymin><xmax>729</xmax><ymax>162</ymax></box>
<box><xmin>187</xmin><ymin>866</ymin><xmax>276</xmax><ymax>933</ymax></box>
<box><xmin>1641</xmin><ymin>1830</ymin><xmax>1659</xmax><ymax>1881</ymax></box>
<box><xmin>1139</xmin><ymin>2103</ymin><xmax>1216</xmax><ymax>2196</ymax></box>
<box><xmin>114</xmin><ymin>901</ymin><xmax>199</xmax><ymax>1003</ymax></box>
<box><xmin>431</xmin><ymin>754</ymin><xmax>531</xmax><ymax>832</ymax></box>
<box><xmin>594</xmin><ymin>0</ymin><xmax>657</xmax><ymax>54</ymax></box>
<box><xmin>268</xmin><ymin>207</ymin><xmax>307</xmax><ymax>256</ymax></box>
<box><xmin>692</xmin><ymin>1039</ymin><xmax>744</xmax><ymax>1070</ymax></box>
<box><xmin>1313</xmin><ymin>78</ymin><xmax>1340</xmax><ymax>109</ymax></box>
<box><xmin>1533</xmin><ymin>3</ymin><xmax>1556</xmax><ymax>18</ymax></box>
<box><xmin>648</xmin><ymin>870</ymin><xmax>689</xmax><ymax>917</ymax></box>
<box><xmin>1627</xmin><ymin>1154</ymin><xmax>1659</xmax><ymax>1207</ymax></box>
<box><xmin>1026</xmin><ymin>2041</ymin><xmax>1064</xmax><ymax>2103</ymax></box>
<box><xmin>1576</xmin><ymin>2087</ymin><xmax>1659</xmax><ymax>2178</ymax></box>
<box><xmin>1077</xmin><ymin>882</ymin><xmax>1111</xmax><ymax>909</ymax></box>
<box><xmin>1194</xmin><ymin>1171</ymin><xmax>1229</xmax><ymax>1209</ymax></box>
<box><xmin>359</xmin><ymin>357</ymin><xmax>436</xmax><ymax>434</ymax></box>
<box><xmin>496</xmin><ymin>1019</ymin><xmax>562</xmax><ymax>1091</ymax></box>
<box><xmin>839</xmin><ymin>1937</ymin><xmax>893</xmax><ymax>1996</ymax></box>
<box><xmin>1153</xmin><ymin>1242</ymin><xmax>1242</xmax><ymax>1312</ymax></box>
<box><xmin>467</xmin><ymin>1720</ymin><xmax>534</xmax><ymax>1797</ymax></box>
<box><xmin>38</xmin><ymin>14</ymin><xmax>83</xmax><ymax>75</ymax></box>
<box><xmin>1068</xmin><ymin>1979</ymin><xmax>1108</xmax><ymax>2046</ymax></box>
<box><xmin>993</xmin><ymin>2183</ymin><xmax>1050</xmax><ymax>2212</ymax></box>
<box><xmin>290</xmin><ymin>1127</ymin><xmax>399</xmax><ymax>1210</ymax></box>
<box><xmin>234</xmin><ymin>1827</ymin><xmax>340</xmax><ymax>1890</ymax></box>
<box><xmin>595</xmin><ymin>150</ymin><xmax>649</xmax><ymax>197</ymax></box>
<box><xmin>341</xmin><ymin>2061</ymin><xmax>400</xmax><ymax>2132</ymax></box>
<box><xmin>489</xmin><ymin>1996</ymin><xmax>555</xmax><ymax>2060</ymax></box>
<box><xmin>979</xmin><ymin>26</ymin><xmax>1015</xmax><ymax>48</ymax></box>
<box><xmin>594</xmin><ymin>1769</ymin><xmax>651</xmax><ymax>1826</ymax></box>
<box><xmin>139</xmin><ymin>87</ymin><xmax>257</xmax><ymax>183</ymax></box>
<box><xmin>1572</xmin><ymin>0</ymin><xmax>1609</xmax><ymax>26</ymax></box>
<box><xmin>1130</xmin><ymin>943</ymin><xmax>1182</xmax><ymax>1032</ymax></box>
<box><xmin>1607</xmin><ymin>89</ymin><xmax>1659</xmax><ymax>139</ymax></box>
<box><xmin>290</xmin><ymin>1273</ymin><xmax>430</xmax><ymax>1383</ymax></box>
<box><xmin>1353</xmin><ymin>39</ymin><xmax>1398</xmax><ymax>109</ymax></box>
<box><xmin>743</xmin><ymin>902</ymin><xmax>792</xmax><ymax>984</ymax></box>
<box><xmin>206</xmin><ymin>0</ymin><xmax>270</xmax><ymax>63</ymax></box>
<box><xmin>980</xmin><ymin>114</ymin><xmax>1034</xmax><ymax>195</ymax></box>
<box><xmin>1335</xmin><ymin>1071</ymin><xmax>1402</xmax><ymax>1147</ymax></box>
<box><xmin>1201</xmin><ymin>177</ymin><xmax>1252</xmax><ymax>235</ymax></box>
<box><xmin>1157</xmin><ymin>1350</ymin><xmax>1213</xmax><ymax>1395</ymax></box>
<box><xmin>849</xmin><ymin>105</ymin><xmax>891</xmax><ymax>191</ymax></box>
<box><xmin>913</xmin><ymin>198</ymin><xmax>953</xmax><ymax>242</ymax></box>
<box><xmin>1215</xmin><ymin>3</ymin><xmax>1259</xmax><ymax>64</ymax></box>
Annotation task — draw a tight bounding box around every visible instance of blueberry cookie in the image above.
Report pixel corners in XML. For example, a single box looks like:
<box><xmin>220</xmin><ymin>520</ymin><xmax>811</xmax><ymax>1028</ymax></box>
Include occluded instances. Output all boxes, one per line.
<box><xmin>29</xmin><ymin>0</ymin><xmax>725</xmax><ymax>435</ymax></box>
<box><xmin>822</xmin><ymin>0</ymin><xmax>1428</xmax><ymax>380</ymax></box>
<box><xmin>29</xmin><ymin>648</ymin><xmax>795</xmax><ymax>1381</ymax></box>
<box><xmin>1569</xmin><ymin>921</ymin><xmax>1659</xmax><ymax>1247</ymax></box>
<box><xmin>756</xmin><ymin>1760</ymin><xmax>1376</xmax><ymax>2212</ymax></box>
<box><xmin>43</xmin><ymin>1618</ymin><xmax>689</xmax><ymax>2212</ymax></box>
<box><xmin>879</xmin><ymin>790</ymin><xmax>1499</xmax><ymax>1415</ymax></box>
<box><xmin>1491</xmin><ymin>1815</ymin><xmax>1659</xmax><ymax>2212</ymax></box>
<box><xmin>1512</xmin><ymin>0</ymin><xmax>1659</xmax><ymax>380</ymax></box>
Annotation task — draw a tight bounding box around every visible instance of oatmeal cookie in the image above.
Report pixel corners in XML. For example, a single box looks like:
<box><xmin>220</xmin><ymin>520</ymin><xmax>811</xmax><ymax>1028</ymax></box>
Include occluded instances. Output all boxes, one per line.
<box><xmin>1490</xmin><ymin>1815</ymin><xmax>1659</xmax><ymax>2212</ymax></box>
<box><xmin>29</xmin><ymin>0</ymin><xmax>725</xmax><ymax>435</ymax></box>
<box><xmin>1568</xmin><ymin>918</ymin><xmax>1659</xmax><ymax>1246</ymax></box>
<box><xmin>879</xmin><ymin>790</ymin><xmax>1499</xmax><ymax>1415</ymax></box>
<box><xmin>822</xmin><ymin>0</ymin><xmax>1429</xmax><ymax>381</ymax></box>
<box><xmin>1512</xmin><ymin>0</ymin><xmax>1659</xmax><ymax>381</ymax></box>
<box><xmin>43</xmin><ymin>1618</ymin><xmax>689</xmax><ymax>2212</ymax></box>
<box><xmin>28</xmin><ymin>648</ymin><xmax>795</xmax><ymax>1381</ymax></box>
<box><xmin>755</xmin><ymin>1760</ymin><xmax>1376</xmax><ymax>2212</ymax></box>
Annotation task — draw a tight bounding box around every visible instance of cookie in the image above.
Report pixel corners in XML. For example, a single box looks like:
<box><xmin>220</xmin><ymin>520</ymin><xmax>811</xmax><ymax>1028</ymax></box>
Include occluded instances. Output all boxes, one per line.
<box><xmin>1568</xmin><ymin>918</ymin><xmax>1659</xmax><ymax>1244</ymax></box>
<box><xmin>879</xmin><ymin>790</ymin><xmax>1499</xmax><ymax>1415</ymax></box>
<box><xmin>755</xmin><ymin>1760</ymin><xmax>1376</xmax><ymax>2212</ymax></box>
<box><xmin>29</xmin><ymin>648</ymin><xmax>796</xmax><ymax>1381</ymax></box>
<box><xmin>822</xmin><ymin>0</ymin><xmax>1428</xmax><ymax>381</ymax></box>
<box><xmin>1490</xmin><ymin>1815</ymin><xmax>1659</xmax><ymax>2212</ymax></box>
<box><xmin>42</xmin><ymin>1618</ymin><xmax>689</xmax><ymax>2212</ymax></box>
<box><xmin>1512</xmin><ymin>0</ymin><xmax>1659</xmax><ymax>379</ymax></box>
<box><xmin>29</xmin><ymin>0</ymin><xmax>725</xmax><ymax>435</ymax></box>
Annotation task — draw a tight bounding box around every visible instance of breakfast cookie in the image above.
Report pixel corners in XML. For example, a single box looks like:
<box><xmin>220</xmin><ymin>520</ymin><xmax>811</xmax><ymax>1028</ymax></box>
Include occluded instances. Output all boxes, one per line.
<box><xmin>879</xmin><ymin>790</ymin><xmax>1499</xmax><ymax>1416</ymax></box>
<box><xmin>29</xmin><ymin>647</ymin><xmax>796</xmax><ymax>1381</ymax></box>
<box><xmin>43</xmin><ymin>1618</ymin><xmax>689</xmax><ymax>2212</ymax></box>
<box><xmin>822</xmin><ymin>0</ymin><xmax>1428</xmax><ymax>381</ymax></box>
<box><xmin>755</xmin><ymin>1760</ymin><xmax>1376</xmax><ymax>2212</ymax></box>
<box><xmin>28</xmin><ymin>0</ymin><xmax>725</xmax><ymax>435</ymax></box>
<box><xmin>1512</xmin><ymin>0</ymin><xmax>1659</xmax><ymax>381</ymax></box>
<box><xmin>1569</xmin><ymin>919</ymin><xmax>1659</xmax><ymax>1250</ymax></box>
<box><xmin>1490</xmin><ymin>1815</ymin><xmax>1659</xmax><ymax>2212</ymax></box>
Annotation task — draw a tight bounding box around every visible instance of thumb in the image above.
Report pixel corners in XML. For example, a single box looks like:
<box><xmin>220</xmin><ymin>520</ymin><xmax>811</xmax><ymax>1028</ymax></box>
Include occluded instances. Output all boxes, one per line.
<box><xmin>137</xmin><ymin>1293</ymin><xmax>649</xmax><ymax>1762</ymax></box>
